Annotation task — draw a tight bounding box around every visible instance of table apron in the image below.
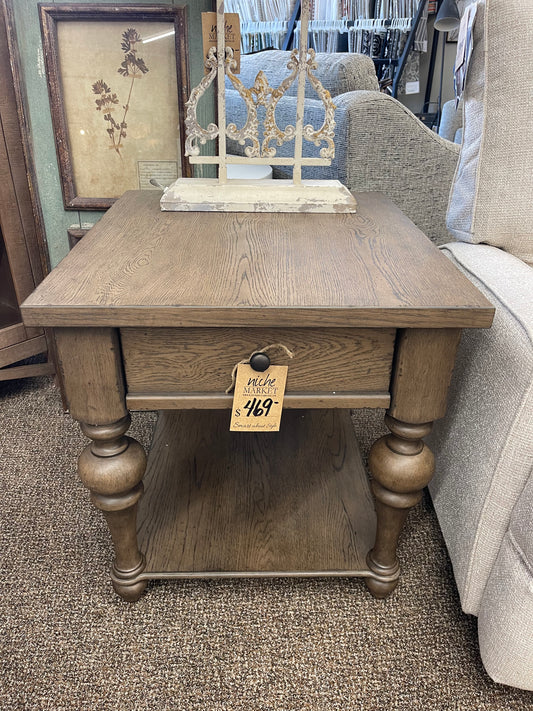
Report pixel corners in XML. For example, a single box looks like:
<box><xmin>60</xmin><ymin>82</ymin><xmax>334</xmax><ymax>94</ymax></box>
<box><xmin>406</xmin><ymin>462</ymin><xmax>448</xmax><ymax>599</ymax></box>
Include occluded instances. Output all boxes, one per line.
<box><xmin>120</xmin><ymin>326</ymin><xmax>396</xmax><ymax>403</ymax></box>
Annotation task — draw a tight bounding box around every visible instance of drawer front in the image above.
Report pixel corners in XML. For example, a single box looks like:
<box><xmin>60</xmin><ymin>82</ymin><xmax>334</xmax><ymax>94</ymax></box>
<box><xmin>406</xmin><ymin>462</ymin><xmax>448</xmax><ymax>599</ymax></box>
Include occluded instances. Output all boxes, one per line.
<box><xmin>121</xmin><ymin>327</ymin><xmax>395</xmax><ymax>395</ymax></box>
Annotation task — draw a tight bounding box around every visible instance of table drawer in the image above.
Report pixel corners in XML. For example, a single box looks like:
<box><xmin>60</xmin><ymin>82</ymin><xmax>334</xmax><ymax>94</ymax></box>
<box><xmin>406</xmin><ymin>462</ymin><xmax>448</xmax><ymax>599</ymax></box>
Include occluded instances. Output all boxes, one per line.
<box><xmin>121</xmin><ymin>327</ymin><xmax>395</xmax><ymax>396</ymax></box>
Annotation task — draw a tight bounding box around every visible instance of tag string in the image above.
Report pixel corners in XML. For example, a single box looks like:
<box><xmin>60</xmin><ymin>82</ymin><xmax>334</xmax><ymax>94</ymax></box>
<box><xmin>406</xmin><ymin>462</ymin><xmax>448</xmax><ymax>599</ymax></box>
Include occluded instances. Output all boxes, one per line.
<box><xmin>225</xmin><ymin>343</ymin><xmax>294</xmax><ymax>394</ymax></box>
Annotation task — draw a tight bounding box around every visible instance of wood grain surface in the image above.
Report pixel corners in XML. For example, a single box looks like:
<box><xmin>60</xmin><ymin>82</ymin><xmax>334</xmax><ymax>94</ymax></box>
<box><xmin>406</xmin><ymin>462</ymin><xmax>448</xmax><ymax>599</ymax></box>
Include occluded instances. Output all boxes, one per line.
<box><xmin>54</xmin><ymin>327</ymin><xmax>127</xmax><ymax>425</ymax></box>
<box><xmin>126</xmin><ymin>392</ymin><xmax>391</xmax><ymax>410</ymax></box>
<box><xmin>21</xmin><ymin>191</ymin><xmax>494</xmax><ymax>329</ymax></box>
<box><xmin>0</xmin><ymin>361</ymin><xmax>54</xmax><ymax>381</ymax></box>
<box><xmin>121</xmin><ymin>326</ymin><xmax>395</xmax><ymax>393</ymax></box>
<box><xmin>137</xmin><ymin>409</ymin><xmax>376</xmax><ymax>576</ymax></box>
<box><xmin>388</xmin><ymin>328</ymin><xmax>462</xmax><ymax>424</ymax></box>
<box><xmin>0</xmin><ymin>323</ymin><xmax>31</xmax><ymax>351</ymax></box>
<box><xmin>0</xmin><ymin>333</ymin><xmax>47</xmax><ymax>369</ymax></box>
<box><xmin>0</xmin><ymin>3</ymin><xmax>46</xmax><ymax>305</ymax></box>
<box><xmin>0</xmin><ymin>0</ymin><xmax>49</xmax><ymax>365</ymax></box>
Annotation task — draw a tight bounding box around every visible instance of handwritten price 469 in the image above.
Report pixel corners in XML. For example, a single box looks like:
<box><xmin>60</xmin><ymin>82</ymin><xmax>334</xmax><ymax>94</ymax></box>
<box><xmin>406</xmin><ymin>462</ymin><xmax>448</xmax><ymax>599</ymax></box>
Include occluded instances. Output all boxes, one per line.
<box><xmin>234</xmin><ymin>397</ymin><xmax>278</xmax><ymax>418</ymax></box>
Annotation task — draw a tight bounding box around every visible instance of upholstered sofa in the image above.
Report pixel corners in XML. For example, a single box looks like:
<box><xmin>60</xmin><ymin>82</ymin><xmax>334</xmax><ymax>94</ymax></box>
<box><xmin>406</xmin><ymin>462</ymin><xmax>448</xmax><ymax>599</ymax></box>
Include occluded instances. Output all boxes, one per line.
<box><xmin>226</xmin><ymin>50</ymin><xmax>460</xmax><ymax>246</ymax></box>
<box><xmin>428</xmin><ymin>0</ymin><xmax>533</xmax><ymax>691</ymax></box>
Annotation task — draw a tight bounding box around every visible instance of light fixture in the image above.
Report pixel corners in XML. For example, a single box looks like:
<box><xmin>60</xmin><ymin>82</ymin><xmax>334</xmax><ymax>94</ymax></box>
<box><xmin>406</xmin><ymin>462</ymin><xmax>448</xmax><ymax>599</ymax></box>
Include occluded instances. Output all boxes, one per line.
<box><xmin>434</xmin><ymin>0</ymin><xmax>460</xmax><ymax>33</ymax></box>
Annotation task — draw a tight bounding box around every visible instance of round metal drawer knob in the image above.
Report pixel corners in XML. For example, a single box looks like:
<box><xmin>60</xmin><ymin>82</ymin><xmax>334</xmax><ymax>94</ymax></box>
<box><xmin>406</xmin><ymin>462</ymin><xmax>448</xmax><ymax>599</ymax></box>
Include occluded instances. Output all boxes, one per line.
<box><xmin>249</xmin><ymin>352</ymin><xmax>270</xmax><ymax>372</ymax></box>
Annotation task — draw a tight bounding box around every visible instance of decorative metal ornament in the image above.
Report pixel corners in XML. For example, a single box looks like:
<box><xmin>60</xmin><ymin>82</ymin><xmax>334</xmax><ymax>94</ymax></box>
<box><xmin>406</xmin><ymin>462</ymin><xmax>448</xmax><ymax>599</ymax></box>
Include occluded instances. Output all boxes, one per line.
<box><xmin>184</xmin><ymin>46</ymin><xmax>219</xmax><ymax>157</ymax></box>
<box><xmin>160</xmin><ymin>0</ymin><xmax>357</xmax><ymax>213</ymax></box>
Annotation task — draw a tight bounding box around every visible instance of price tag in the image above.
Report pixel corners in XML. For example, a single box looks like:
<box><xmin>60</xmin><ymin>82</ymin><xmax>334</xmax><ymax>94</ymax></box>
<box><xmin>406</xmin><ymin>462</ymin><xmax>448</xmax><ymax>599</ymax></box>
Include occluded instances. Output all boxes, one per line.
<box><xmin>230</xmin><ymin>364</ymin><xmax>288</xmax><ymax>432</ymax></box>
<box><xmin>201</xmin><ymin>12</ymin><xmax>241</xmax><ymax>74</ymax></box>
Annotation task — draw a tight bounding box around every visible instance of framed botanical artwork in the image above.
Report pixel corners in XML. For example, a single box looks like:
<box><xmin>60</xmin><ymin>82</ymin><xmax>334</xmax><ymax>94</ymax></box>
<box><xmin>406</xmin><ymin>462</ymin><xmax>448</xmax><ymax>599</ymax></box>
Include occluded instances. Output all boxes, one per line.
<box><xmin>39</xmin><ymin>4</ymin><xmax>190</xmax><ymax>210</ymax></box>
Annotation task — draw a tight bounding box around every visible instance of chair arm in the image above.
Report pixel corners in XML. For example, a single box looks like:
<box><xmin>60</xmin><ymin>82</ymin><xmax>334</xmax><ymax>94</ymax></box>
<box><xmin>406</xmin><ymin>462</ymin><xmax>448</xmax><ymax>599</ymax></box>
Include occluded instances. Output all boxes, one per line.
<box><xmin>334</xmin><ymin>91</ymin><xmax>460</xmax><ymax>245</ymax></box>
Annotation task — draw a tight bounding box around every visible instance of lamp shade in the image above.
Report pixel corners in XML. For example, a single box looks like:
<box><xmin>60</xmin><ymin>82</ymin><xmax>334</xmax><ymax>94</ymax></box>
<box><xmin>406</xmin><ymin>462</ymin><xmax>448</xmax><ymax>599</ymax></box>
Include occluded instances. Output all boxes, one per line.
<box><xmin>434</xmin><ymin>0</ymin><xmax>461</xmax><ymax>32</ymax></box>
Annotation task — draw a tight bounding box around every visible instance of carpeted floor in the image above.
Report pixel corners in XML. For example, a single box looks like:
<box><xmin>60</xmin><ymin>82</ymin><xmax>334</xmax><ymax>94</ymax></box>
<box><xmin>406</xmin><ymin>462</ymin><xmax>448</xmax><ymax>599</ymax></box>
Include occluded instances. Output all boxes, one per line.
<box><xmin>1</xmin><ymin>376</ymin><xmax>531</xmax><ymax>710</ymax></box>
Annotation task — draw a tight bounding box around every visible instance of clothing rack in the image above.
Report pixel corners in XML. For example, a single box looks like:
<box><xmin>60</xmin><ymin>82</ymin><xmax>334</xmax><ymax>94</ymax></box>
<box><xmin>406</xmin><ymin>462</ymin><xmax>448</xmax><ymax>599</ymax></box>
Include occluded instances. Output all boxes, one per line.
<box><xmin>240</xmin><ymin>20</ymin><xmax>290</xmax><ymax>53</ymax></box>
<box><xmin>287</xmin><ymin>0</ymin><xmax>428</xmax><ymax>97</ymax></box>
<box><xmin>225</xmin><ymin>0</ymin><xmax>427</xmax><ymax>98</ymax></box>
<box><xmin>378</xmin><ymin>0</ymin><xmax>427</xmax><ymax>97</ymax></box>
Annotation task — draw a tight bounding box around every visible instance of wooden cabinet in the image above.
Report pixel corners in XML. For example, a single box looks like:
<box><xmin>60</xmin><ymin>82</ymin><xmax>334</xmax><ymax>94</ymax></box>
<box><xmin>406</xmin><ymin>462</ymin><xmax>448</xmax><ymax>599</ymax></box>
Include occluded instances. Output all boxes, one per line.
<box><xmin>0</xmin><ymin>0</ymin><xmax>53</xmax><ymax>381</ymax></box>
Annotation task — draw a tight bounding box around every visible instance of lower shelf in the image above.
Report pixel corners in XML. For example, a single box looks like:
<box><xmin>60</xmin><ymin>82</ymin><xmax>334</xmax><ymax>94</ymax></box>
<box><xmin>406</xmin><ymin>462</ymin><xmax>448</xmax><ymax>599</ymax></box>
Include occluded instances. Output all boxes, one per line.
<box><xmin>137</xmin><ymin>408</ymin><xmax>377</xmax><ymax>578</ymax></box>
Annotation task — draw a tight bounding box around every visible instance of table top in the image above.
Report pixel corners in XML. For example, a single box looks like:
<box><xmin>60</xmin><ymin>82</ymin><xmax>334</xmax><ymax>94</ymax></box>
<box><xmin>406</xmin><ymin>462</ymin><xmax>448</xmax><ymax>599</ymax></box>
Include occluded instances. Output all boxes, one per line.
<box><xmin>22</xmin><ymin>190</ymin><xmax>494</xmax><ymax>329</ymax></box>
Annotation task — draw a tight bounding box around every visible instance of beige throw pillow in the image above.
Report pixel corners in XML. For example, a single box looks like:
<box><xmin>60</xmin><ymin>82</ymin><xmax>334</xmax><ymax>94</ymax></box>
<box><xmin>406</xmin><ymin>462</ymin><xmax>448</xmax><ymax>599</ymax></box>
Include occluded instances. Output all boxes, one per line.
<box><xmin>446</xmin><ymin>0</ymin><xmax>533</xmax><ymax>266</ymax></box>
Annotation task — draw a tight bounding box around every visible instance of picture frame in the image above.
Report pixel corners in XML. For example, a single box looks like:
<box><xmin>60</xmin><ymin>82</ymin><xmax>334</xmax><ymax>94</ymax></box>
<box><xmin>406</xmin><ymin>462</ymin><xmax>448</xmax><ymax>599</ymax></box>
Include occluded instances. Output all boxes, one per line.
<box><xmin>39</xmin><ymin>3</ymin><xmax>191</xmax><ymax>210</ymax></box>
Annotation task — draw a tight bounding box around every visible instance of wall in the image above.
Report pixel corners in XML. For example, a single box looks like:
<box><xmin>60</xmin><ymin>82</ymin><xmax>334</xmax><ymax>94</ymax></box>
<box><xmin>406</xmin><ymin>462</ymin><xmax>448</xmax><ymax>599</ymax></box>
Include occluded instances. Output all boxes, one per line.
<box><xmin>401</xmin><ymin>17</ymin><xmax>458</xmax><ymax>115</ymax></box>
<box><xmin>12</xmin><ymin>0</ymin><xmax>213</xmax><ymax>268</ymax></box>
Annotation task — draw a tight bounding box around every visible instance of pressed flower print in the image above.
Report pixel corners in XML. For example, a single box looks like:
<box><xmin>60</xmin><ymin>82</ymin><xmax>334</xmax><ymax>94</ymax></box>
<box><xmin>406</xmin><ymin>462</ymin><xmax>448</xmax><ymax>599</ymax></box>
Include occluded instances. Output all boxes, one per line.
<box><xmin>92</xmin><ymin>28</ymin><xmax>150</xmax><ymax>155</ymax></box>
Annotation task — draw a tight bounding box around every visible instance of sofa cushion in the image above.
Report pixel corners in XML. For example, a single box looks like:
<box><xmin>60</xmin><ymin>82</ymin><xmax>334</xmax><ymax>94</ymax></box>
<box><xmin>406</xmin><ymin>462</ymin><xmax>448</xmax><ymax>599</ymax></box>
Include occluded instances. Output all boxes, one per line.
<box><xmin>446</xmin><ymin>0</ymin><xmax>533</xmax><ymax>266</ymax></box>
<box><xmin>228</xmin><ymin>50</ymin><xmax>379</xmax><ymax>99</ymax></box>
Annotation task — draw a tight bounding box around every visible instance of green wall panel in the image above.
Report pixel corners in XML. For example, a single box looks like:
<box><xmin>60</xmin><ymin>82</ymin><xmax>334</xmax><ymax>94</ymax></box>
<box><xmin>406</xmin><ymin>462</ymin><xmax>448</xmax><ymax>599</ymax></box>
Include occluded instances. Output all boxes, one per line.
<box><xmin>12</xmin><ymin>0</ymin><xmax>214</xmax><ymax>267</ymax></box>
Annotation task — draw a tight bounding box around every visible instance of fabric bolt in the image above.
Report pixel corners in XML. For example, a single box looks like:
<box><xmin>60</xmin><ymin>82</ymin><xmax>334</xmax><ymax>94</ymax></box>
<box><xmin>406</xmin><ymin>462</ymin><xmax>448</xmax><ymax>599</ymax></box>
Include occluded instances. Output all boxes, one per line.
<box><xmin>2</xmin><ymin>376</ymin><xmax>533</xmax><ymax>709</ymax></box>
<box><xmin>446</xmin><ymin>0</ymin><xmax>533</xmax><ymax>265</ymax></box>
<box><xmin>429</xmin><ymin>243</ymin><xmax>533</xmax><ymax>638</ymax></box>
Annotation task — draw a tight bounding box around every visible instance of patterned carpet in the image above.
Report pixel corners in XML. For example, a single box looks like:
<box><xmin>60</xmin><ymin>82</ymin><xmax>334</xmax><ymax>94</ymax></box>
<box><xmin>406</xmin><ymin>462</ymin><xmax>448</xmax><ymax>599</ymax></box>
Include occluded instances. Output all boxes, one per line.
<box><xmin>1</xmin><ymin>376</ymin><xmax>531</xmax><ymax>710</ymax></box>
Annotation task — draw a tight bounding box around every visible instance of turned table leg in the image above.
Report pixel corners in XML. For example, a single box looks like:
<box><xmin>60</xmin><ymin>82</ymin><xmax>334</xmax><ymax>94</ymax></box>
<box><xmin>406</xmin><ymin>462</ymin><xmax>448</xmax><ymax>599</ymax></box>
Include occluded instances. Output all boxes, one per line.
<box><xmin>54</xmin><ymin>327</ymin><xmax>148</xmax><ymax>601</ymax></box>
<box><xmin>365</xmin><ymin>328</ymin><xmax>461</xmax><ymax>598</ymax></box>
<box><xmin>366</xmin><ymin>416</ymin><xmax>434</xmax><ymax>597</ymax></box>
<box><xmin>79</xmin><ymin>416</ymin><xmax>147</xmax><ymax>601</ymax></box>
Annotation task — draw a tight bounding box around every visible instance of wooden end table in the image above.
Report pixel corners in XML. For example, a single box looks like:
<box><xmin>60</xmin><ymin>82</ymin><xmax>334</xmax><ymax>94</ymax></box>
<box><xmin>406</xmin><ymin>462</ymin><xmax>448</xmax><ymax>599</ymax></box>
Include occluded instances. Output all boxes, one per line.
<box><xmin>22</xmin><ymin>191</ymin><xmax>493</xmax><ymax>601</ymax></box>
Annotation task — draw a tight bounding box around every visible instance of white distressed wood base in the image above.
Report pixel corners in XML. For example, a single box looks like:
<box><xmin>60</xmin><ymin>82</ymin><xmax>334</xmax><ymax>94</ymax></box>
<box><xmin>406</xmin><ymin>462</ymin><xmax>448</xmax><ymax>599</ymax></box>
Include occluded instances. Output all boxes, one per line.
<box><xmin>160</xmin><ymin>178</ymin><xmax>357</xmax><ymax>213</ymax></box>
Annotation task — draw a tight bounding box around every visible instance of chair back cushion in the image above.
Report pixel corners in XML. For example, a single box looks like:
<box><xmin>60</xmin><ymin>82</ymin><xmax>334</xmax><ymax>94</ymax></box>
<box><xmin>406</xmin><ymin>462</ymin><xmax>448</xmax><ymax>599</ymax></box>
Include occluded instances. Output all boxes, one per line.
<box><xmin>446</xmin><ymin>0</ymin><xmax>533</xmax><ymax>266</ymax></box>
<box><xmin>232</xmin><ymin>50</ymin><xmax>379</xmax><ymax>98</ymax></box>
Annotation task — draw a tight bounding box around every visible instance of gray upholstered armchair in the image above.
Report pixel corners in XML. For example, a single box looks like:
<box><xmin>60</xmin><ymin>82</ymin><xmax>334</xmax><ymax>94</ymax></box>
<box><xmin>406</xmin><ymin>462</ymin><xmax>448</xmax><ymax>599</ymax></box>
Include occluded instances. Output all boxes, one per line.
<box><xmin>226</xmin><ymin>50</ymin><xmax>459</xmax><ymax>245</ymax></box>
